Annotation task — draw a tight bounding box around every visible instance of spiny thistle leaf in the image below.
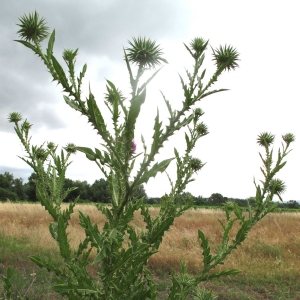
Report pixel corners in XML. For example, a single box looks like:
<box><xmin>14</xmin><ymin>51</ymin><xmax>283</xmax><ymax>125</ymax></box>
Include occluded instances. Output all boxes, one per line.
<box><xmin>137</xmin><ymin>158</ymin><xmax>174</xmax><ymax>186</ymax></box>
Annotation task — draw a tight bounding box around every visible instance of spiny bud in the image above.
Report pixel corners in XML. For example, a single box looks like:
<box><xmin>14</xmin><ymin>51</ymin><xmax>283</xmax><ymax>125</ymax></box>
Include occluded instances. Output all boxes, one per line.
<box><xmin>196</xmin><ymin>122</ymin><xmax>208</xmax><ymax>136</ymax></box>
<box><xmin>224</xmin><ymin>201</ymin><xmax>235</xmax><ymax>211</ymax></box>
<box><xmin>17</xmin><ymin>11</ymin><xmax>49</xmax><ymax>42</ymax></box>
<box><xmin>282</xmin><ymin>133</ymin><xmax>295</xmax><ymax>145</ymax></box>
<box><xmin>190</xmin><ymin>37</ymin><xmax>208</xmax><ymax>58</ymax></box>
<box><xmin>47</xmin><ymin>142</ymin><xmax>56</xmax><ymax>150</ymax></box>
<box><xmin>268</xmin><ymin>179</ymin><xmax>286</xmax><ymax>198</ymax></box>
<box><xmin>64</xmin><ymin>143</ymin><xmax>77</xmax><ymax>154</ymax></box>
<box><xmin>104</xmin><ymin>86</ymin><xmax>125</xmax><ymax>105</ymax></box>
<box><xmin>212</xmin><ymin>45</ymin><xmax>239</xmax><ymax>71</ymax></box>
<box><xmin>257</xmin><ymin>132</ymin><xmax>275</xmax><ymax>147</ymax></box>
<box><xmin>190</xmin><ymin>158</ymin><xmax>204</xmax><ymax>173</ymax></box>
<box><xmin>194</xmin><ymin>108</ymin><xmax>204</xmax><ymax>120</ymax></box>
<box><xmin>35</xmin><ymin>147</ymin><xmax>48</xmax><ymax>160</ymax></box>
<box><xmin>126</xmin><ymin>37</ymin><xmax>168</xmax><ymax>68</ymax></box>
<box><xmin>21</xmin><ymin>120</ymin><xmax>32</xmax><ymax>131</ymax></box>
<box><xmin>8</xmin><ymin>112</ymin><xmax>22</xmax><ymax>123</ymax></box>
<box><xmin>62</xmin><ymin>49</ymin><xmax>78</xmax><ymax>62</ymax></box>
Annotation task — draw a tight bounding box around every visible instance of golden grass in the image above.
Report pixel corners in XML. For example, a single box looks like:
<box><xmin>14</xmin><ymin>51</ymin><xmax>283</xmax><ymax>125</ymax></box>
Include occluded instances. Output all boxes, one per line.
<box><xmin>1</xmin><ymin>203</ymin><xmax>300</xmax><ymax>280</ymax></box>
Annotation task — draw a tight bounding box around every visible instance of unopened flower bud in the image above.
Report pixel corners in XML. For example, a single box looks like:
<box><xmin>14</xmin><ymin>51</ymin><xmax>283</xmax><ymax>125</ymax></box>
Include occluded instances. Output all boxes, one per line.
<box><xmin>47</xmin><ymin>142</ymin><xmax>56</xmax><ymax>150</ymax></box>
<box><xmin>196</xmin><ymin>122</ymin><xmax>208</xmax><ymax>136</ymax></box>
<box><xmin>190</xmin><ymin>158</ymin><xmax>204</xmax><ymax>173</ymax></box>
<box><xmin>64</xmin><ymin>143</ymin><xmax>77</xmax><ymax>154</ymax></box>
<box><xmin>194</xmin><ymin>108</ymin><xmax>204</xmax><ymax>120</ymax></box>
<box><xmin>257</xmin><ymin>132</ymin><xmax>275</xmax><ymax>147</ymax></box>
<box><xmin>282</xmin><ymin>133</ymin><xmax>295</xmax><ymax>145</ymax></box>
<box><xmin>35</xmin><ymin>147</ymin><xmax>48</xmax><ymax>160</ymax></box>
<box><xmin>8</xmin><ymin>112</ymin><xmax>22</xmax><ymax>123</ymax></box>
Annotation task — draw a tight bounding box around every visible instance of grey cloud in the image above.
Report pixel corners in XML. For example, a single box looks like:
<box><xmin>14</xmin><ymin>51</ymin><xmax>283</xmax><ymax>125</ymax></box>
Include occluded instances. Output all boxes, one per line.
<box><xmin>0</xmin><ymin>165</ymin><xmax>32</xmax><ymax>183</ymax></box>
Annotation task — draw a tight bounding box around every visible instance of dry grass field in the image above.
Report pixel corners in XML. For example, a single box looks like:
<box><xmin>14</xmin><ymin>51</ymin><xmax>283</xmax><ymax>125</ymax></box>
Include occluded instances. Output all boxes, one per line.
<box><xmin>1</xmin><ymin>202</ymin><xmax>300</xmax><ymax>299</ymax></box>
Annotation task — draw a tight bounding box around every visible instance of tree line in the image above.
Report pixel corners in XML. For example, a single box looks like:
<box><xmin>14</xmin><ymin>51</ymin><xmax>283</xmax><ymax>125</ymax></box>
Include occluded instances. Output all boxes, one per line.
<box><xmin>0</xmin><ymin>172</ymin><xmax>299</xmax><ymax>208</ymax></box>
<box><xmin>0</xmin><ymin>171</ymin><xmax>147</xmax><ymax>203</ymax></box>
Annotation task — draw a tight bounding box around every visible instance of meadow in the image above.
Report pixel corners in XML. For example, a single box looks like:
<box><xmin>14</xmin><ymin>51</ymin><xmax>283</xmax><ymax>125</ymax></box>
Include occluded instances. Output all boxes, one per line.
<box><xmin>1</xmin><ymin>202</ymin><xmax>300</xmax><ymax>299</ymax></box>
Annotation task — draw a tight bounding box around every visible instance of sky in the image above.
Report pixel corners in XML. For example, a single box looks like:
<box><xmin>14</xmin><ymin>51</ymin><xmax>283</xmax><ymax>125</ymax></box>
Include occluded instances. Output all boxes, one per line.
<box><xmin>1</xmin><ymin>0</ymin><xmax>299</xmax><ymax>200</ymax></box>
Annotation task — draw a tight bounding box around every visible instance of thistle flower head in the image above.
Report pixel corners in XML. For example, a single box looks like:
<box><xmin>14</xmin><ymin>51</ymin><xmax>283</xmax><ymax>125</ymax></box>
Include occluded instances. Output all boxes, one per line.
<box><xmin>130</xmin><ymin>140</ymin><xmax>137</xmax><ymax>156</ymax></box>
<box><xmin>21</xmin><ymin>120</ymin><xmax>32</xmax><ymax>131</ymax></box>
<box><xmin>126</xmin><ymin>37</ymin><xmax>168</xmax><ymax>68</ymax></box>
<box><xmin>190</xmin><ymin>37</ymin><xmax>208</xmax><ymax>58</ymax></box>
<box><xmin>8</xmin><ymin>112</ymin><xmax>22</xmax><ymax>123</ymax></box>
<box><xmin>257</xmin><ymin>132</ymin><xmax>275</xmax><ymax>147</ymax></box>
<box><xmin>190</xmin><ymin>157</ymin><xmax>204</xmax><ymax>173</ymax></box>
<box><xmin>282</xmin><ymin>133</ymin><xmax>295</xmax><ymax>145</ymax></box>
<box><xmin>104</xmin><ymin>86</ymin><xmax>125</xmax><ymax>105</ymax></box>
<box><xmin>35</xmin><ymin>147</ymin><xmax>48</xmax><ymax>160</ymax></box>
<box><xmin>47</xmin><ymin>142</ymin><xmax>56</xmax><ymax>150</ymax></box>
<box><xmin>17</xmin><ymin>11</ymin><xmax>49</xmax><ymax>42</ymax></box>
<box><xmin>194</xmin><ymin>108</ymin><xmax>204</xmax><ymax>120</ymax></box>
<box><xmin>268</xmin><ymin>179</ymin><xmax>286</xmax><ymax>198</ymax></box>
<box><xmin>196</xmin><ymin>122</ymin><xmax>208</xmax><ymax>136</ymax></box>
<box><xmin>62</xmin><ymin>49</ymin><xmax>78</xmax><ymax>63</ymax></box>
<box><xmin>64</xmin><ymin>143</ymin><xmax>77</xmax><ymax>154</ymax></box>
<box><xmin>212</xmin><ymin>45</ymin><xmax>239</xmax><ymax>71</ymax></box>
<box><xmin>224</xmin><ymin>201</ymin><xmax>235</xmax><ymax>211</ymax></box>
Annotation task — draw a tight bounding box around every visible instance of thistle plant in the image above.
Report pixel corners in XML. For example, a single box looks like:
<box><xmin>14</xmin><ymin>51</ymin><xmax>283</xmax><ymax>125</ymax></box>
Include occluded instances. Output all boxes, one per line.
<box><xmin>7</xmin><ymin>11</ymin><xmax>295</xmax><ymax>299</ymax></box>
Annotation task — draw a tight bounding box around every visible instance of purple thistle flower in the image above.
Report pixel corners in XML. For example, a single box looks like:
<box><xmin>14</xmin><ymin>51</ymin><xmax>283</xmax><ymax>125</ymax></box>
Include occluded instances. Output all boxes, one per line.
<box><xmin>130</xmin><ymin>140</ymin><xmax>137</xmax><ymax>156</ymax></box>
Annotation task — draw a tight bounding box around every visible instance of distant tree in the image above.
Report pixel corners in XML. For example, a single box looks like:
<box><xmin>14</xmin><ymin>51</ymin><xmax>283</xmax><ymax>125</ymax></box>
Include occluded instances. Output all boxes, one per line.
<box><xmin>134</xmin><ymin>184</ymin><xmax>148</xmax><ymax>201</ymax></box>
<box><xmin>90</xmin><ymin>179</ymin><xmax>111</xmax><ymax>203</ymax></box>
<box><xmin>0</xmin><ymin>187</ymin><xmax>18</xmax><ymax>201</ymax></box>
<box><xmin>245</xmin><ymin>197</ymin><xmax>256</xmax><ymax>206</ymax></box>
<box><xmin>194</xmin><ymin>195</ymin><xmax>208</xmax><ymax>206</ymax></box>
<box><xmin>0</xmin><ymin>172</ymin><xmax>14</xmax><ymax>190</ymax></box>
<box><xmin>175</xmin><ymin>192</ymin><xmax>194</xmax><ymax>205</ymax></box>
<box><xmin>63</xmin><ymin>178</ymin><xmax>78</xmax><ymax>202</ymax></box>
<box><xmin>286</xmin><ymin>200</ymin><xmax>300</xmax><ymax>209</ymax></box>
<box><xmin>145</xmin><ymin>197</ymin><xmax>161</xmax><ymax>205</ymax></box>
<box><xmin>209</xmin><ymin>193</ymin><xmax>226</xmax><ymax>205</ymax></box>
<box><xmin>0</xmin><ymin>172</ymin><xmax>27</xmax><ymax>201</ymax></box>
<box><xmin>71</xmin><ymin>180</ymin><xmax>92</xmax><ymax>202</ymax></box>
<box><xmin>24</xmin><ymin>173</ymin><xmax>38</xmax><ymax>202</ymax></box>
<box><xmin>12</xmin><ymin>178</ymin><xmax>27</xmax><ymax>200</ymax></box>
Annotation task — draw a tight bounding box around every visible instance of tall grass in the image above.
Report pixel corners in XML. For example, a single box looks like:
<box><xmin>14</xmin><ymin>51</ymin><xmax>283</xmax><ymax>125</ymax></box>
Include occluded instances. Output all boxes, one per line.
<box><xmin>1</xmin><ymin>203</ymin><xmax>300</xmax><ymax>298</ymax></box>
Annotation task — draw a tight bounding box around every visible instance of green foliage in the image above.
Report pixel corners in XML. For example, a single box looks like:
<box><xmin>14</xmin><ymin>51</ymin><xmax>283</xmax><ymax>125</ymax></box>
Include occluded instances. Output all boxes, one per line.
<box><xmin>2</xmin><ymin>267</ymin><xmax>13</xmax><ymax>300</ymax></box>
<box><xmin>7</xmin><ymin>11</ymin><xmax>295</xmax><ymax>299</ymax></box>
<box><xmin>0</xmin><ymin>187</ymin><xmax>18</xmax><ymax>201</ymax></box>
<box><xmin>0</xmin><ymin>172</ymin><xmax>27</xmax><ymax>201</ymax></box>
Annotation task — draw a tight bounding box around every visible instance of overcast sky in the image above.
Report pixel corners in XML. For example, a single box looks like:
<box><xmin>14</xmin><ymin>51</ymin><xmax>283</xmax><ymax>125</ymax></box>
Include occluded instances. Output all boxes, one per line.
<box><xmin>1</xmin><ymin>1</ymin><xmax>299</xmax><ymax>200</ymax></box>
